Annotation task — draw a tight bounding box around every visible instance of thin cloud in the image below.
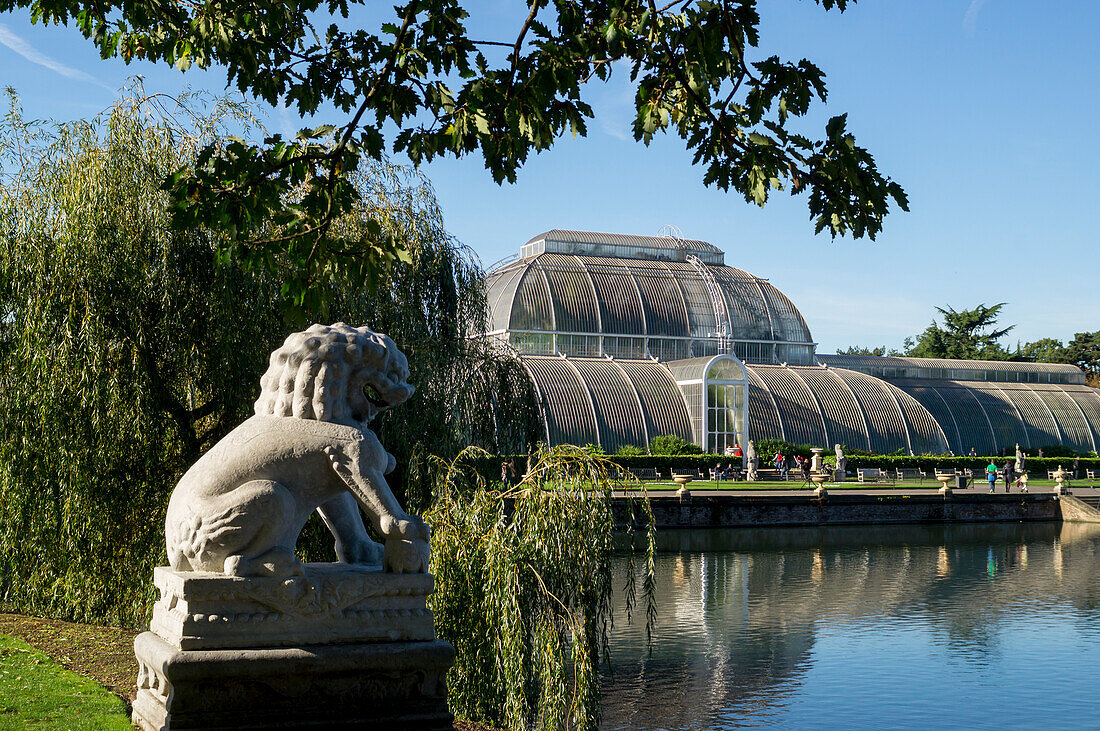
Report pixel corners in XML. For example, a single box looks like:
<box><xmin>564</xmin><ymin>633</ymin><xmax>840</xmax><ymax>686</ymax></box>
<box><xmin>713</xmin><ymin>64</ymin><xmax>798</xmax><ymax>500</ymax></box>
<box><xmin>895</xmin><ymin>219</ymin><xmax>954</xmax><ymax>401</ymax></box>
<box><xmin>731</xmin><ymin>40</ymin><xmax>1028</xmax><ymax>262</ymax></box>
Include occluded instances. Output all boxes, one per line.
<box><xmin>0</xmin><ymin>22</ymin><xmax>112</xmax><ymax>90</ymax></box>
<box><xmin>963</xmin><ymin>0</ymin><xmax>988</xmax><ymax>36</ymax></box>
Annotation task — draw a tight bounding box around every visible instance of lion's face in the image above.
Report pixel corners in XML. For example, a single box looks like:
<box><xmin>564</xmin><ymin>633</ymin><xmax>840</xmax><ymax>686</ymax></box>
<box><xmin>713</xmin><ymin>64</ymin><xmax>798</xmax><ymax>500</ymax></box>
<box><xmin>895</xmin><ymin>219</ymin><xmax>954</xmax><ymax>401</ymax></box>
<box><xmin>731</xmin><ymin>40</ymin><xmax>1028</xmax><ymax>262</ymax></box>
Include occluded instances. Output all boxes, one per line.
<box><xmin>254</xmin><ymin>323</ymin><xmax>414</xmax><ymax>426</ymax></box>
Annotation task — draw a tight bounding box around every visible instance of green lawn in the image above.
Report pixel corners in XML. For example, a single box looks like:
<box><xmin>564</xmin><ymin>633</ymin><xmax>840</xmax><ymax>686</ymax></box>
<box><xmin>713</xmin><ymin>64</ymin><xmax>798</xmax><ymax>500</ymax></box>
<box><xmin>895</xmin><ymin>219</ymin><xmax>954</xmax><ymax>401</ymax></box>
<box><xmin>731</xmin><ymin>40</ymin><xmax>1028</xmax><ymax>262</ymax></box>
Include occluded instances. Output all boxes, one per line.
<box><xmin>0</xmin><ymin>634</ymin><xmax>131</xmax><ymax>730</ymax></box>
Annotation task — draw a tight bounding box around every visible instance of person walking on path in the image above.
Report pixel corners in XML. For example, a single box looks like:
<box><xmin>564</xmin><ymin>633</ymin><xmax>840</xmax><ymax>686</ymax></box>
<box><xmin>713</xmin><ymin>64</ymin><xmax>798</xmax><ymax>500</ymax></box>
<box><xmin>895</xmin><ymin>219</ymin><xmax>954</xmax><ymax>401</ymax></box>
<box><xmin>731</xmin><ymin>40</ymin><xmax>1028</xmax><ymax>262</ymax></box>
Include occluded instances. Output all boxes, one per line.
<box><xmin>986</xmin><ymin>461</ymin><xmax>998</xmax><ymax>493</ymax></box>
<box><xmin>1073</xmin><ymin>456</ymin><xmax>1080</xmax><ymax>479</ymax></box>
<box><xmin>774</xmin><ymin>450</ymin><xmax>785</xmax><ymax>480</ymax></box>
<box><xmin>1003</xmin><ymin>459</ymin><xmax>1014</xmax><ymax>492</ymax></box>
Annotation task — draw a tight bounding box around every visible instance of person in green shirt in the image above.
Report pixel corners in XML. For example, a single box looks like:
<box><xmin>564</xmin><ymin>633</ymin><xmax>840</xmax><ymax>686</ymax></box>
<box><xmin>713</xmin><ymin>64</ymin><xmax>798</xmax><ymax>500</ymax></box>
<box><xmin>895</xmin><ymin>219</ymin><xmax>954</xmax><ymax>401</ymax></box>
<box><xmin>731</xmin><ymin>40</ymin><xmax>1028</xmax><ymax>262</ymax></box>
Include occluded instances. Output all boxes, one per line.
<box><xmin>986</xmin><ymin>461</ymin><xmax>999</xmax><ymax>493</ymax></box>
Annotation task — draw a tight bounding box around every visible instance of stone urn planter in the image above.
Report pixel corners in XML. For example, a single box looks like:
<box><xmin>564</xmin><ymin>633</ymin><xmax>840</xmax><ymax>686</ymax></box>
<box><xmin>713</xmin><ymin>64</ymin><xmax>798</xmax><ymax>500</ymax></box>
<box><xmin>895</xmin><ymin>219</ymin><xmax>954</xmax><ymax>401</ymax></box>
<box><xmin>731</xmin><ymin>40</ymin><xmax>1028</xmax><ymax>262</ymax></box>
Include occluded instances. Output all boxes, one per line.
<box><xmin>810</xmin><ymin>448</ymin><xmax>824</xmax><ymax>473</ymax></box>
<box><xmin>936</xmin><ymin>472</ymin><xmax>953</xmax><ymax>495</ymax></box>
<box><xmin>672</xmin><ymin>474</ymin><xmax>694</xmax><ymax>486</ymax></box>
<box><xmin>1054</xmin><ymin>466</ymin><xmax>1069</xmax><ymax>495</ymax></box>
<box><xmin>811</xmin><ymin>473</ymin><xmax>828</xmax><ymax>498</ymax></box>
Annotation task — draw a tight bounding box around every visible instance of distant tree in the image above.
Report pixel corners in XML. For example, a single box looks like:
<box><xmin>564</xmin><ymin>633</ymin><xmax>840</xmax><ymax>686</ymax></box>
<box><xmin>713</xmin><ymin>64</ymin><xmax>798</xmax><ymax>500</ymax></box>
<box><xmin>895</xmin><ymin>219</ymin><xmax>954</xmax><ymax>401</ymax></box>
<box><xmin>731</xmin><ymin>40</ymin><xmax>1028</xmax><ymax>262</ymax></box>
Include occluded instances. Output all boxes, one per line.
<box><xmin>1063</xmin><ymin>331</ymin><xmax>1100</xmax><ymax>387</ymax></box>
<box><xmin>1014</xmin><ymin>337</ymin><xmax>1066</xmax><ymax>363</ymax></box>
<box><xmin>836</xmin><ymin>345</ymin><xmax>902</xmax><ymax>357</ymax></box>
<box><xmin>1</xmin><ymin>0</ymin><xmax>907</xmax><ymax>306</ymax></box>
<box><xmin>906</xmin><ymin>304</ymin><xmax>1013</xmax><ymax>361</ymax></box>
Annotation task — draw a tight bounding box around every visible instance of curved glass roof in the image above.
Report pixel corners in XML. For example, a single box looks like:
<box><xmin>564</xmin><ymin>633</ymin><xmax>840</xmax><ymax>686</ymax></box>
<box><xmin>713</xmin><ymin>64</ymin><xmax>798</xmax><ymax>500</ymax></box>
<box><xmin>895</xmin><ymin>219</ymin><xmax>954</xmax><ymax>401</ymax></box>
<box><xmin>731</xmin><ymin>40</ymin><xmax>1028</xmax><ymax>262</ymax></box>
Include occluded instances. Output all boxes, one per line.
<box><xmin>819</xmin><ymin>354</ymin><xmax>1086</xmax><ymax>382</ymax></box>
<box><xmin>745</xmin><ymin>365</ymin><xmax>950</xmax><ymax>455</ymax></box>
<box><xmin>892</xmin><ymin>380</ymin><xmax>1100</xmax><ymax>455</ymax></box>
<box><xmin>487</xmin><ymin>253</ymin><xmax>814</xmax><ymax>345</ymax></box>
<box><xmin>520</xmin><ymin>356</ymin><xmax>693</xmax><ymax>452</ymax></box>
<box><xmin>516</xmin><ymin>355</ymin><xmax>952</xmax><ymax>456</ymax></box>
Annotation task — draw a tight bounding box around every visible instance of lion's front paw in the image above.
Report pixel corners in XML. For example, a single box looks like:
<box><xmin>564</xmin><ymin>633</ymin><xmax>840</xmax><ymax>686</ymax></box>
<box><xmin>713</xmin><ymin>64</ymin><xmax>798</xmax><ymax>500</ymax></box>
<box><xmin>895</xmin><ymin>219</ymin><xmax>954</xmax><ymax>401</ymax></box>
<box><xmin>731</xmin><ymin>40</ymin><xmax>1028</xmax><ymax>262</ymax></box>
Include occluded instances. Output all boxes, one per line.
<box><xmin>380</xmin><ymin>514</ymin><xmax>430</xmax><ymax>541</ymax></box>
<box><xmin>335</xmin><ymin>537</ymin><xmax>384</xmax><ymax>566</ymax></box>
<box><xmin>383</xmin><ymin>537</ymin><xmax>430</xmax><ymax>574</ymax></box>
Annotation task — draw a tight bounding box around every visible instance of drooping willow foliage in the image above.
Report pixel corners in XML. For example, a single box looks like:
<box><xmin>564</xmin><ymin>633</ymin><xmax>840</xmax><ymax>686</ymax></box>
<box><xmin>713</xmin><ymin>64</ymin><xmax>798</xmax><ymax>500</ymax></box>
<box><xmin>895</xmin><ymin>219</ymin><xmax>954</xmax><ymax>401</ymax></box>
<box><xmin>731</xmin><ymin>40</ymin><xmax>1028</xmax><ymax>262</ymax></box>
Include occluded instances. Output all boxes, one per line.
<box><xmin>427</xmin><ymin>446</ymin><xmax>656</xmax><ymax>731</ymax></box>
<box><xmin>0</xmin><ymin>87</ymin><xmax>536</xmax><ymax>625</ymax></box>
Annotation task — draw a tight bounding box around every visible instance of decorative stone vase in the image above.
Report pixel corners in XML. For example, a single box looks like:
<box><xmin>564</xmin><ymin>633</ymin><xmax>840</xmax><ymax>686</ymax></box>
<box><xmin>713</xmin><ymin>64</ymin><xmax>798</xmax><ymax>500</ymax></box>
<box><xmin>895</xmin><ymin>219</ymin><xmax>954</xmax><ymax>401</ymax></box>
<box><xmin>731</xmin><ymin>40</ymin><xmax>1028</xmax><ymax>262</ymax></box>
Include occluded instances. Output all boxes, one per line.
<box><xmin>672</xmin><ymin>475</ymin><xmax>694</xmax><ymax>486</ymax></box>
<box><xmin>810</xmin><ymin>448</ymin><xmax>823</xmax><ymax>473</ymax></box>
<box><xmin>936</xmin><ymin>473</ymin><xmax>954</xmax><ymax>495</ymax></box>
<box><xmin>1054</xmin><ymin>466</ymin><xmax>1069</xmax><ymax>495</ymax></box>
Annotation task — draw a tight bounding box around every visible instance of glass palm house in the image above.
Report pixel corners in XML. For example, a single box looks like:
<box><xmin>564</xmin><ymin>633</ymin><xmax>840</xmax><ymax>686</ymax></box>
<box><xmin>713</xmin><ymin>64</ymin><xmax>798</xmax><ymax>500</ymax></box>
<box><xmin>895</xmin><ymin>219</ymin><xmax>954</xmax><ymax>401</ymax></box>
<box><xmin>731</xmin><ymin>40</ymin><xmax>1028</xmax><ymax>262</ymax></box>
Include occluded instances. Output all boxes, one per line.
<box><xmin>484</xmin><ymin>230</ymin><xmax>1100</xmax><ymax>456</ymax></box>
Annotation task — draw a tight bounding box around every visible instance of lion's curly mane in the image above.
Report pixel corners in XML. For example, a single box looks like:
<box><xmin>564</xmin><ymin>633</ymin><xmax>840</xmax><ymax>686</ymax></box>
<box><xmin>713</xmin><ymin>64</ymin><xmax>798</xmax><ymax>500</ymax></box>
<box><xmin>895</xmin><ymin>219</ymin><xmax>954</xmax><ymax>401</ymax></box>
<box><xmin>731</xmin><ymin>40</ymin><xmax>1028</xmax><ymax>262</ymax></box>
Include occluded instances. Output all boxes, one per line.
<box><xmin>254</xmin><ymin>323</ymin><xmax>413</xmax><ymax>425</ymax></box>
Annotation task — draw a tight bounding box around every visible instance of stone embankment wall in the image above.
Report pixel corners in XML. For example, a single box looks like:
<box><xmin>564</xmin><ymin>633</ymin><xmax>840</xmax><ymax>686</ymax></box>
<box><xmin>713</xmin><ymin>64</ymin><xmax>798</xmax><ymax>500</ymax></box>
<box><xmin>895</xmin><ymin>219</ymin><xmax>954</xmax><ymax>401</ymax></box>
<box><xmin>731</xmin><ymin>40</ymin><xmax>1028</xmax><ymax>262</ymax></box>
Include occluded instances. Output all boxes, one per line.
<box><xmin>612</xmin><ymin>493</ymin><xmax>1062</xmax><ymax>529</ymax></box>
<box><xmin>1058</xmin><ymin>495</ymin><xmax>1100</xmax><ymax>523</ymax></box>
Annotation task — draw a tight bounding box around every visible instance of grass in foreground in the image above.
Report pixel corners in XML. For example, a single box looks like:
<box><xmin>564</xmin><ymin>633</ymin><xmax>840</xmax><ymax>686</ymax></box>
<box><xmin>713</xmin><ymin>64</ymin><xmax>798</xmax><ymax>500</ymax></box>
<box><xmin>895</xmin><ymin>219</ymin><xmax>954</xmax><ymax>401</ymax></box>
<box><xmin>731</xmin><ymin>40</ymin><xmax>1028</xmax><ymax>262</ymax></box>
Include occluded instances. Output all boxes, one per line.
<box><xmin>0</xmin><ymin>634</ymin><xmax>131</xmax><ymax>730</ymax></box>
<box><xmin>0</xmin><ymin>613</ymin><xmax>139</xmax><ymax>704</ymax></box>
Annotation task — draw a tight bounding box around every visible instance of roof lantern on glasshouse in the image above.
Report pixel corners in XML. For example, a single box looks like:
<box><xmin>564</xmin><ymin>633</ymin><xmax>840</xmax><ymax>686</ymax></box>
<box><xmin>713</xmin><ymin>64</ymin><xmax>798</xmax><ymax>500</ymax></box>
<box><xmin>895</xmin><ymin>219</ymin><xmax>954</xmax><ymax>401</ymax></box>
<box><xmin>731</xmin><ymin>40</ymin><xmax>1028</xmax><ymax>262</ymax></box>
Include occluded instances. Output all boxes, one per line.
<box><xmin>481</xmin><ymin>230</ymin><xmax>1100</xmax><ymax>457</ymax></box>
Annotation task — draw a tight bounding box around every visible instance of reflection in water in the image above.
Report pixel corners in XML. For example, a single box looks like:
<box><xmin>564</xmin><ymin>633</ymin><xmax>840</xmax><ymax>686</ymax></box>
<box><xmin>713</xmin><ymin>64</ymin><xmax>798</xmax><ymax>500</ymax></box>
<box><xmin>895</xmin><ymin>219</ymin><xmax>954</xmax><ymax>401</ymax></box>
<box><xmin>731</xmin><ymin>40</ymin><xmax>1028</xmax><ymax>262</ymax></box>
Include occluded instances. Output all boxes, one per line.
<box><xmin>602</xmin><ymin>522</ymin><xmax>1100</xmax><ymax>730</ymax></box>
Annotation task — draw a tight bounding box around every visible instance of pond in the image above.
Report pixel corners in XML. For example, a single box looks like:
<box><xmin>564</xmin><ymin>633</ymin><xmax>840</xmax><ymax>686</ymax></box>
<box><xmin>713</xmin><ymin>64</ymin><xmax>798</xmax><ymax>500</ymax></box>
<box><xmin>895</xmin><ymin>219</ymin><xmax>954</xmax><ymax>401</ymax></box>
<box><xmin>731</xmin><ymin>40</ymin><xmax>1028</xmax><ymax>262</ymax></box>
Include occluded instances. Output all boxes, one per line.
<box><xmin>602</xmin><ymin>522</ymin><xmax>1100</xmax><ymax>730</ymax></box>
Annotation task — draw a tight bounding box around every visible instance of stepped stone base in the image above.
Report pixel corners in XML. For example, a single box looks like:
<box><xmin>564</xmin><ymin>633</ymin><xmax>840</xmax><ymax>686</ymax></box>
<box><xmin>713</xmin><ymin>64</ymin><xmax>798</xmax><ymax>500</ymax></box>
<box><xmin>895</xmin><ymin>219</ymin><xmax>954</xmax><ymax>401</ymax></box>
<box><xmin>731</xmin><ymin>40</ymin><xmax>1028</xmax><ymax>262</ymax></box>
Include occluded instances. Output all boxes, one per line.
<box><xmin>134</xmin><ymin>564</ymin><xmax>454</xmax><ymax>730</ymax></box>
<box><xmin>149</xmin><ymin>563</ymin><xmax>436</xmax><ymax>650</ymax></box>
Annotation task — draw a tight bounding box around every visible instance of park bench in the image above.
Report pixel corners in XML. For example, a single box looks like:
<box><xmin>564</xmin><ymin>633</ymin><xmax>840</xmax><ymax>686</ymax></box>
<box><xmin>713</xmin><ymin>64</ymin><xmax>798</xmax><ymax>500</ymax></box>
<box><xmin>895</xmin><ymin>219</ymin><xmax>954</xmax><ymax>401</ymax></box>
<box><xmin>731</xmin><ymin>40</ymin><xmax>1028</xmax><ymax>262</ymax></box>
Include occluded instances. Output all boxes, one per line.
<box><xmin>1087</xmin><ymin>469</ymin><xmax>1100</xmax><ymax>481</ymax></box>
<box><xmin>670</xmin><ymin>468</ymin><xmax>705</xmax><ymax>481</ymax></box>
<box><xmin>710</xmin><ymin>466</ymin><xmax>743</xmax><ymax>481</ymax></box>
<box><xmin>895</xmin><ymin>468</ymin><xmax>927</xmax><ymax>484</ymax></box>
<box><xmin>857</xmin><ymin>468</ymin><xmax>895</xmax><ymax>485</ymax></box>
<box><xmin>605</xmin><ymin>464</ymin><xmax>630</xmax><ymax>484</ymax></box>
<box><xmin>627</xmin><ymin>467</ymin><xmax>659</xmax><ymax>482</ymax></box>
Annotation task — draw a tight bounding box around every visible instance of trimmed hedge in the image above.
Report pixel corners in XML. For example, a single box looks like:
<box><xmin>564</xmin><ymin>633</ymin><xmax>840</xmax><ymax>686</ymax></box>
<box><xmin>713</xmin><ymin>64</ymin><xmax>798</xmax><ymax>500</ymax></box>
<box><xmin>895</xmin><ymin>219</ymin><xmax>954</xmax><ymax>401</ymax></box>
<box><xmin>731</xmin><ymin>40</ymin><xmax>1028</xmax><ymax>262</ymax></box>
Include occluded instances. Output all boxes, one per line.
<box><xmin>460</xmin><ymin>453</ymin><xmax>733</xmax><ymax>483</ymax></box>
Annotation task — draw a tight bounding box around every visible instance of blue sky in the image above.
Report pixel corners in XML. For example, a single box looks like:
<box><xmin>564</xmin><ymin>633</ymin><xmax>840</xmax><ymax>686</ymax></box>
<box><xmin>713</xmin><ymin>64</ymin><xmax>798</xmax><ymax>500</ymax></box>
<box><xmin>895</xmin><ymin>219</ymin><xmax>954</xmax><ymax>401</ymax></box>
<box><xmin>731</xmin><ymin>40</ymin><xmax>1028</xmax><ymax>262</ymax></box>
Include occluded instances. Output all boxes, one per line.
<box><xmin>1</xmin><ymin>0</ymin><xmax>1097</xmax><ymax>353</ymax></box>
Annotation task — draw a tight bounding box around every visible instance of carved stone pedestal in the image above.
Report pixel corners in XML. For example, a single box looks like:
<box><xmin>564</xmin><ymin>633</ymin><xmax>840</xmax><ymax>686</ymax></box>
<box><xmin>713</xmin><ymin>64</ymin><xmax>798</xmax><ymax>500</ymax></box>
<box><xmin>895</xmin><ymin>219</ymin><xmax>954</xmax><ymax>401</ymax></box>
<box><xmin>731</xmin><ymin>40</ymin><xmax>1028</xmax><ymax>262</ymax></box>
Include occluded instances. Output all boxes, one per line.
<box><xmin>133</xmin><ymin>563</ymin><xmax>455</xmax><ymax>730</ymax></box>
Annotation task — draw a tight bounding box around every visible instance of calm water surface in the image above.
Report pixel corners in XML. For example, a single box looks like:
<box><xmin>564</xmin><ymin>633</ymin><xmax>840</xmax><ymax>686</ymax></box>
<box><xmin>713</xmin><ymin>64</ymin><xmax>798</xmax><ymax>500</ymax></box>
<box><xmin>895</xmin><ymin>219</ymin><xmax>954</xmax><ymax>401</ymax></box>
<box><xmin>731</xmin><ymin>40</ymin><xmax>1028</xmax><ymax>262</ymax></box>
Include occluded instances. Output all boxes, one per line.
<box><xmin>601</xmin><ymin>522</ymin><xmax>1100</xmax><ymax>730</ymax></box>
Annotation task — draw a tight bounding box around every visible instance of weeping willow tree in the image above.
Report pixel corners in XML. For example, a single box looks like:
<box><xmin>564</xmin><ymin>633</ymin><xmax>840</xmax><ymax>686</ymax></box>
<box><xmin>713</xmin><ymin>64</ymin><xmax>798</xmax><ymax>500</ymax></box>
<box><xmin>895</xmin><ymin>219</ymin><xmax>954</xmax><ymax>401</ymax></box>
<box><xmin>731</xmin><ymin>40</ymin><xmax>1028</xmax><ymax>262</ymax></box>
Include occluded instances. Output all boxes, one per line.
<box><xmin>0</xmin><ymin>86</ymin><xmax>533</xmax><ymax>624</ymax></box>
<box><xmin>427</xmin><ymin>446</ymin><xmax>656</xmax><ymax>731</ymax></box>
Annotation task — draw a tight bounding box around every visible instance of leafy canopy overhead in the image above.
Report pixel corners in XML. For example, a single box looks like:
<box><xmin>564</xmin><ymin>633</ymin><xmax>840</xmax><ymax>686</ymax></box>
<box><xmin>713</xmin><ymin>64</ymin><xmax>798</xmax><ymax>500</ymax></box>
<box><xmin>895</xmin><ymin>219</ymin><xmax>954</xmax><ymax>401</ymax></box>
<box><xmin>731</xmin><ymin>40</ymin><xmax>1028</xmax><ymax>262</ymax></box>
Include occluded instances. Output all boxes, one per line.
<box><xmin>6</xmin><ymin>0</ymin><xmax>908</xmax><ymax>302</ymax></box>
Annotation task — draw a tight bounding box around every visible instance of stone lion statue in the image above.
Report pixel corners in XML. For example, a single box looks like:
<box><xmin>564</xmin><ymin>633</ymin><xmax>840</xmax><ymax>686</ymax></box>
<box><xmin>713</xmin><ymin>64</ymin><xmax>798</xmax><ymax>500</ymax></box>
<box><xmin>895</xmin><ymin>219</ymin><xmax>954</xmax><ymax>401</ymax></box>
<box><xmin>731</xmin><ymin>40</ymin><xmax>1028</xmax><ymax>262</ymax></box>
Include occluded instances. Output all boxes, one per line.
<box><xmin>165</xmin><ymin>323</ymin><xmax>429</xmax><ymax>577</ymax></box>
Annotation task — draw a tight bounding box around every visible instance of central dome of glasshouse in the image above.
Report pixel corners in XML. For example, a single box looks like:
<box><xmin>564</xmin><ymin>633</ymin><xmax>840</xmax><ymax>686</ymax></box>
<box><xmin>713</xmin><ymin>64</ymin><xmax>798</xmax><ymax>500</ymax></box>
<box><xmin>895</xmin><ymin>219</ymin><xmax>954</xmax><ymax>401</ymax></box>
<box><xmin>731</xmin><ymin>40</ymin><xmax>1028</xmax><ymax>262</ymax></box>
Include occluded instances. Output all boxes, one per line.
<box><xmin>486</xmin><ymin>229</ymin><xmax>815</xmax><ymax>366</ymax></box>
<box><xmin>481</xmin><ymin>230</ymin><xmax>1100</xmax><ymax>456</ymax></box>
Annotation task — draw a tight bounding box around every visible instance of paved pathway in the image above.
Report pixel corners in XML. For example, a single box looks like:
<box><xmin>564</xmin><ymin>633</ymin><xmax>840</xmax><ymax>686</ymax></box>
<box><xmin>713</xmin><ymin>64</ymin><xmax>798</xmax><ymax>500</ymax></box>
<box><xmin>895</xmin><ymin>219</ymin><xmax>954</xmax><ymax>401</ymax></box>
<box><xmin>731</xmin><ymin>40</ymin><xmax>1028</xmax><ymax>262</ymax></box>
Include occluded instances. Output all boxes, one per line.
<box><xmin>614</xmin><ymin>483</ymin><xmax>1100</xmax><ymax>499</ymax></box>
